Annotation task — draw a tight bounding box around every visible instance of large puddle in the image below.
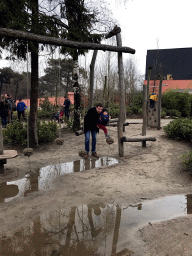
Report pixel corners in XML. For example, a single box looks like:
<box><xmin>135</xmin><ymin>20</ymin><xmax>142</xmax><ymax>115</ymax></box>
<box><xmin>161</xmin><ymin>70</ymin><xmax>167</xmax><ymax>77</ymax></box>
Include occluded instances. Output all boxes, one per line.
<box><xmin>0</xmin><ymin>156</ymin><xmax>118</xmax><ymax>203</ymax></box>
<box><xmin>1</xmin><ymin>194</ymin><xmax>192</xmax><ymax>255</ymax></box>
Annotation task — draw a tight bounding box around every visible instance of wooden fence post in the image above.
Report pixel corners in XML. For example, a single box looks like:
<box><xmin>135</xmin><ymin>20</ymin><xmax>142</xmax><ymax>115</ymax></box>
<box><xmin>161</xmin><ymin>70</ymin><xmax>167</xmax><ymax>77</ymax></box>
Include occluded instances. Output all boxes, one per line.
<box><xmin>142</xmin><ymin>84</ymin><xmax>147</xmax><ymax>147</ymax></box>
<box><xmin>116</xmin><ymin>32</ymin><xmax>125</xmax><ymax>157</ymax></box>
<box><xmin>157</xmin><ymin>75</ymin><xmax>163</xmax><ymax>130</ymax></box>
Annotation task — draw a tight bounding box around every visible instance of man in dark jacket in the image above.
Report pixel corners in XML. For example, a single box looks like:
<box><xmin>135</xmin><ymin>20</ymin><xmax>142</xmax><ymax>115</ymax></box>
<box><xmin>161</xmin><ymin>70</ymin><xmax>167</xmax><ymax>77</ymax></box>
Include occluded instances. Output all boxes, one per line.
<box><xmin>63</xmin><ymin>95</ymin><xmax>70</xmax><ymax>119</ymax></box>
<box><xmin>83</xmin><ymin>103</ymin><xmax>103</xmax><ymax>159</ymax></box>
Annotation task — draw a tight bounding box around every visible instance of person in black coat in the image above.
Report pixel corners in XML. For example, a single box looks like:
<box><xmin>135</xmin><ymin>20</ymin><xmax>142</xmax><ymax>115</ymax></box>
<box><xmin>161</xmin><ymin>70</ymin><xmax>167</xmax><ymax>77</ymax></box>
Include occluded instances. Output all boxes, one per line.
<box><xmin>63</xmin><ymin>95</ymin><xmax>70</xmax><ymax>119</ymax></box>
<box><xmin>83</xmin><ymin>103</ymin><xmax>103</xmax><ymax>159</ymax></box>
<box><xmin>0</xmin><ymin>95</ymin><xmax>8</xmax><ymax>127</ymax></box>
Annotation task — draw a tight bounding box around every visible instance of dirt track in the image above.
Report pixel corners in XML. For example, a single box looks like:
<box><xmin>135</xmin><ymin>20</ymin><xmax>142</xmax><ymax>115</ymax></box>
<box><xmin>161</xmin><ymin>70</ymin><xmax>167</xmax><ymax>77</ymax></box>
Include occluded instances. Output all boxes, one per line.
<box><xmin>1</xmin><ymin>118</ymin><xmax>192</xmax><ymax>255</ymax></box>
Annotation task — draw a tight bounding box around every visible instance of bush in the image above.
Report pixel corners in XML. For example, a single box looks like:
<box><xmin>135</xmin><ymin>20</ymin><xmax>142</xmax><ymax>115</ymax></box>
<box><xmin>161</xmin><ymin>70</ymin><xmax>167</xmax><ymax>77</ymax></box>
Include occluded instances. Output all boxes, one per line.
<box><xmin>106</xmin><ymin>103</ymin><xmax>120</xmax><ymax>118</ymax></box>
<box><xmin>162</xmin><ymin>90</ymin><xmax>191</xmax><ymax>117</ymax></box>
<box><xmin>166</xmin><ymin>109</ymin><xmax>181</xmax><ymax>118</ymax></box>
<box><xmin>38</xmin><ymin>121</ymin><xmax>58</xmax><ymax>143</ymax></box>
<box><xmin>181</xmin><ymin>150</ymin><xmax>192</xmax><ymax>171</ymax></box>
<box><xmin>3</xmin><ymin>120</ymin><xmax>58</xmax><ymax>145</ymax></box>
<box><xmin>3</xmin><ymin>121</ymin><xmax>27</xmax><ymax>145</ymax></box>
<box><xmin>39</xmin><ymin>97</ymin><xmax>53</xmax><ymax>112</ymax></box>
<box><xmin>163</xmin><ymin>118</ymin><xmax>192</xmax><ymax>141</ymax></box>
<box><xmin>161</xmin><ymin>109</ymin><xmax>166</xmax><ymax>118</ymax></box>
<box><xmin>38</xmin><ymin>109</ymin><xmax>53</xmax><ymax>119</ymax></box>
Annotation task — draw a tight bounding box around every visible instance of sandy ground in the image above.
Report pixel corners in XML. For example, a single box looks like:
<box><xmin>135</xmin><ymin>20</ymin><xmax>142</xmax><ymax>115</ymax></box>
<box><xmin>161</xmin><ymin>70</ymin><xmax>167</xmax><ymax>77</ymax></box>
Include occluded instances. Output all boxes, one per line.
<box><xmin>1</xmin><ymin>118</ymin><xmax>192</xmax><ymax>255</ymax></box>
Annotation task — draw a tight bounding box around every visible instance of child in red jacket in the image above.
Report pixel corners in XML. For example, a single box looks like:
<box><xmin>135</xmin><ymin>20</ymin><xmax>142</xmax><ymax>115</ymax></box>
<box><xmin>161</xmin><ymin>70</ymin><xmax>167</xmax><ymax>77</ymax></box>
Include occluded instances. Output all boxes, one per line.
<box><xmin>97</xmin><ymin>108</ymin><xmax>111</xmax><ymax>138</ymax></box>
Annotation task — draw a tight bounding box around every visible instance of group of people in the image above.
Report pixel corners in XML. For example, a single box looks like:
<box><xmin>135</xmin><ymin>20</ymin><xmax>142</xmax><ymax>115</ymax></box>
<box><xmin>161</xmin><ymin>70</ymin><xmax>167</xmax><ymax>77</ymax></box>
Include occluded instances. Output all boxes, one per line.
<box><xmin>0</xmin><ymin>94</ymin><xmax>27</xmax><ymax>127</ymax></box>
<box><xmin>83</xmin><ymin>103</ymin><xmax>111</xmax><ymax>159</ymax></box>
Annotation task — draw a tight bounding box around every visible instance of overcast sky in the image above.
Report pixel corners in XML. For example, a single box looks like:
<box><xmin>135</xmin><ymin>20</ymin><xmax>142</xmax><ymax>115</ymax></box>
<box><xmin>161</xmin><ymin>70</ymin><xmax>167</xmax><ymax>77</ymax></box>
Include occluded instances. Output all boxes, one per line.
<box><xmin>108</xmin><ymin>0</ymin><xmax>192</xmax><ymax>75</ymax></box>
<box><xmin>1</xmin><ymin>0</ymin><xmax>192</xmax><ymax>77</ymax></box>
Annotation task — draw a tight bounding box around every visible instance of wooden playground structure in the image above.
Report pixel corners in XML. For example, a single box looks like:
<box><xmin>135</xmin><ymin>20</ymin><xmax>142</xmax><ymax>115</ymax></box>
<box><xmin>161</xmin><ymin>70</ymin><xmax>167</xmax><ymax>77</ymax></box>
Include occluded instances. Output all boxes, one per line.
<box><xmin>0</xmin><ymin>26</ymin><xmax>162</xmax><ymax>166</ymax></box>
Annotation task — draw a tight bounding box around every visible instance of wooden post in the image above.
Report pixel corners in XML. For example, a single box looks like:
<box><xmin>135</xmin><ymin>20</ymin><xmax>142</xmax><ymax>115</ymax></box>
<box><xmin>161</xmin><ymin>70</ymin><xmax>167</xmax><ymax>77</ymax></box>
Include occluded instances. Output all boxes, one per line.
<box><xmin>147</xmin><ymin>67</ymin><xmax>152</xmax><ymax>109</ymax></box>
<box><xmin>0</xmin><ymin>125</ymin><xmax>3</xmax><ymax>155</ymax></box>
<box><xmin>157</xmin><ymin>75</ymin><xmax>163</xmax><ymax>130</ymax></box>
<box><xmin>142</xmin><ymin>84</ymin><xmax>147</xmax><ymax>147</ymax></box>
<box><xmin>116</xmin><ymin>31</ymin><xmax>125</xmax><ymax>157</ymax></box>
<box><xmin>0</xmin><ymin>125</ymin><xmax>4</xmax><ymax>173</ymax></box>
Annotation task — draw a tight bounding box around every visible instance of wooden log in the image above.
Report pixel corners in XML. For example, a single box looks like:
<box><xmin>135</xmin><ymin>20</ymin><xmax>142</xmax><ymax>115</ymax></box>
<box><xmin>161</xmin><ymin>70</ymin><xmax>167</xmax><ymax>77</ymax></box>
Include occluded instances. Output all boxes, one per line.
<box><xmin>121</xmin><ymin>136</ymin><xmax>156</xmax><ymax>142</ymax></box>
<box><xmin>0</xmin><ymin>125</ymin><xmax>3</xmax><ymax>155</ymax></box>
<box><xmin>75</xmin><ymin>130</ymin><xmax>84</xmax><ymax>136</ymax></box>
<box><xmin>109</xmin><ymin>118</ymin><xmax>119</xmax><ymax>123</ymax></box>
<box><xmin>0</xmin><ymin>28</ymin><xmax>136</xmax><ymax>54</ymax></box>
<box><xmin>106</xmin><ymin>122</ymin><xmax>129</xmax><ymax>127</ymax></box>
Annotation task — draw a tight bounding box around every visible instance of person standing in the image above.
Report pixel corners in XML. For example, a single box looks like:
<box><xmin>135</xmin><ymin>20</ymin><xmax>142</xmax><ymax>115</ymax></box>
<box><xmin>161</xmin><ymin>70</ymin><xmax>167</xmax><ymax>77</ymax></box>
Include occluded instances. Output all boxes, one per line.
<box><xmin>83</xmin><ymin>103</ymin><xmax>103</xmax><ymax>159</ymax></box>
<box><xmin>17</xmin><ymin>99</ymin><xmax>27</xmax><ymax>121</ymax></box>
<box><xmin>6</xmin><ymin>94</ymin><xmax>15</xmax><ymax>124</ymax></box>
<box><xmin>63</xmin><ymin>95</ymin><xmax>70</xmax><ymax>119</ymax></box>
<box><xmin>0</xmin><ymin>94</ymin><xmax>8</xmax><ymax>127</ymax></box>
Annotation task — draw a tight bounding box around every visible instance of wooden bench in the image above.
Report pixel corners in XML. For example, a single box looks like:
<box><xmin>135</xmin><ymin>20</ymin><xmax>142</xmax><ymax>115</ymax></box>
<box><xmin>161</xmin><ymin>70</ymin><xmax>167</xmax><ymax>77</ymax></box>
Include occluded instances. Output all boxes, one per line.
<box><xmin>121</xmin><ymin>136</ymin><xmax>156</xmax><ymax>147</ymax></box>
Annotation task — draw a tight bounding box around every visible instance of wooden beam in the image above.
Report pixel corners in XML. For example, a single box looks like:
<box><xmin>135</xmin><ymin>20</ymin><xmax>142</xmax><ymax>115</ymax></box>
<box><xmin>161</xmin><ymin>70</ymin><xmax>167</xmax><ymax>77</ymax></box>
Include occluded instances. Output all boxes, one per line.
<box><xmin>121</xmin><ymin>136</ymin><xmax>156</xmax><ymax>142</ymax></box>
<box><xmin>0</xmin><ymin>28</ymin><xmax>136</xmax><ymax>54</ymax></box>
<box><xmin>106</xmin><ymin>122</ymin><xmax>129</xmax><ymax>127</ymax></box>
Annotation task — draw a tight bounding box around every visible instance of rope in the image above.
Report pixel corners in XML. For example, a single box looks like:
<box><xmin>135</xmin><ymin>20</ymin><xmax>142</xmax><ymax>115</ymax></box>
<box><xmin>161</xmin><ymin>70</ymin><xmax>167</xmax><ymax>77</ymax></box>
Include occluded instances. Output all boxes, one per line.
<box><xmin>26</xmin><ymin>44</ymin><xmax>29</xmax><ymax>148</ymax></box>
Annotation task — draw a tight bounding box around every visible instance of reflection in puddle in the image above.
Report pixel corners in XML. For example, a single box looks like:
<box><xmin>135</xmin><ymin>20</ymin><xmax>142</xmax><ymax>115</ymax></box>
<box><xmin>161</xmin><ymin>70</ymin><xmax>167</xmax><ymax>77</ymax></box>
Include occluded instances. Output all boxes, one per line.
<box><xmin>1</xmin><ymin>194</ymin><xmax>192</xmax><ymax>255</ymax></box>
<box><xmin>0</xmin><ymin>157</ymin><xmax>118</xmax><ymax>203</ymax></box>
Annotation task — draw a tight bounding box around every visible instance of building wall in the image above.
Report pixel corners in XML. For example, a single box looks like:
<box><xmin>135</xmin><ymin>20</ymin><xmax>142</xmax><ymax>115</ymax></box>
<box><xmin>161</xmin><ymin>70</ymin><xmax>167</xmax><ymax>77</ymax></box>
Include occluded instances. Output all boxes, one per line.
<box><xmin>145</xmin><ymin>47</ymin><xmax>192</xmax><ymax>80</ymax></box>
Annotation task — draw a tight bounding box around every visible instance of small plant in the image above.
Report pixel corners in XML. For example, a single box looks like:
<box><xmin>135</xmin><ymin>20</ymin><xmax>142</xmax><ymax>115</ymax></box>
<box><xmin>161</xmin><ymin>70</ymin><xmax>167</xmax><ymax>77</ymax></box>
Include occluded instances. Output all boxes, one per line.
<box><xmin>161</xmin><ymin>109</ymin><xmax>166</xmax><ymax>118</ymax></box>
<box><xmin>38</xmin><ymin>120</ymin><xmax>58</xmax><ymax>143</ymax></box>
<box><xmin>164</xmin><ymin>118</ymin><xmax>192</xmax><ymax>141</ymax></box>
<box><xmin>2</xmin><ymin>121</ymin><xmax>27</xmax><ymax>145</ymax></box>
<box><xmin>181</xmin><ymin>150</ymin><xmax>192</xmax><ymax>171</ymax></box>
<box><xmin>63</xmin><ymin>117</ymin><xmax>73</xmax><ymax>128</ymax></box>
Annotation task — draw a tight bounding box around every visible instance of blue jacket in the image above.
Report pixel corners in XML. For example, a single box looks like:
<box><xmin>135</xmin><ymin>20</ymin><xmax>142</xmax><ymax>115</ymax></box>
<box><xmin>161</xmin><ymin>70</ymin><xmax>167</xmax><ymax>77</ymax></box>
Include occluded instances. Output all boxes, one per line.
<box><xmin>97</xmin><ymin>112</ymin><xmax>109</xmax><ymax>125</ymax></box>
<box><xmin>17</xmin><ymin>102</ymin><xmax>26</xmax><ymax>112</ymax></box>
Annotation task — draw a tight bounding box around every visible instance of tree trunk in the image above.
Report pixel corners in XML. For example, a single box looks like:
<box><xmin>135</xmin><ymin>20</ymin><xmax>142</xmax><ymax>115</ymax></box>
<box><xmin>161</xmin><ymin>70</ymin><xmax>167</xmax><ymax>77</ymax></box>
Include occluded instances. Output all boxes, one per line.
<box><xmin>89</xmin><ymin>50</ymin><xmax>98</xmax><ymax>108</ymax></box>
<box><xmin>29</xmin><ymin>0</ymin><xmax>39</xmax><ymax>148</ymax></box>
<box><xmin>72</xmin><ymin>58</ymin><xmax>81</xmax><ymax>131</ymax></box>
<box><xmin>29</xmin><ymin>44</ymin><xmax>39</xmax><ymax>148</ymax></box>
<box><xmin>0</xmin><ymin>81</ymin><xmax>2</xmax><ymax>97</ymax></box>
<box><xmin>14</xmin><ymin>80</ymin><xmax>19</xmax><ymax>103</ymax></box>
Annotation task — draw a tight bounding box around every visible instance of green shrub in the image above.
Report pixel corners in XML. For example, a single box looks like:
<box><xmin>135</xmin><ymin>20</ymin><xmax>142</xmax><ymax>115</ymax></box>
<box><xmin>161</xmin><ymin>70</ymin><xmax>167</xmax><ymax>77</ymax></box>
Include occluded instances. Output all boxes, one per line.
<box><xmin>3</xmin><ymin>121</ymin><xmax>27</xmax><ymax>145</ymax></box>
<box><xmin>181</xmin><ymin>150</ymin><xmax>192</xmax><ymax>171</ymax></box>
<box><xmin>39</xmin><ymin>97</ymin><xmax>53</xmax><ymax>112</ymax></box>
<box><xmin>161</xmin><ymin>109</ymin><xmax>166</xmax><ymax>118</ymax></box>
<box><xmin>38</xmin><ymin>109</ymin><xmax>53</xmax><ymax>119</ymax></box>
<box><xmin>162</xmin><ymin>90</ymin><xmax>191</xmax><ymax>117</ymax></box>
<box><xmin>107</xmin><ymin>103</ymin><xmax>120</xmax><ymax>118</ymax></box>
<box><xmin>3</xmin><ymin>120</ymin><xmax>58</xmax><ymax>145</ymax></box>
<box><xmin>166</xmin><ymin>109</ymin><xmax>181</xmax><ymax>118</ymax></box>
<box><xmin>38</xmin><ymin>121</ymin><xmax>58</xmax><ymax>143</ymax></box>
<box><xmin>163</xmin><ymin>118</ymin><xmax>192</xmax><ymax>141</ymax></box>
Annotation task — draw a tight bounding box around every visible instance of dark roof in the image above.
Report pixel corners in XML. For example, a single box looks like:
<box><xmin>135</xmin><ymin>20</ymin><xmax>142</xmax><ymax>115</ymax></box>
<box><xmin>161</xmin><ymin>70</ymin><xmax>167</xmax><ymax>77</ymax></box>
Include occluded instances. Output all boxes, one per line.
<box><xmin>145</xmin><ymin>47</ymin><xmax>192</xmax><ymax>80</ymax></box>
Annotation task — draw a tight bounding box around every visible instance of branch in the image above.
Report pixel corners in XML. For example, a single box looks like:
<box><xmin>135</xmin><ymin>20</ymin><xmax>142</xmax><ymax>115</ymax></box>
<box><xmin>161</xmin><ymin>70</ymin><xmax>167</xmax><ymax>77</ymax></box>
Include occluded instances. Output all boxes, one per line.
<box><xmin>0</xmin><ymin>28</ymin><xmax>135</xmax><ymax>54</ymax></box>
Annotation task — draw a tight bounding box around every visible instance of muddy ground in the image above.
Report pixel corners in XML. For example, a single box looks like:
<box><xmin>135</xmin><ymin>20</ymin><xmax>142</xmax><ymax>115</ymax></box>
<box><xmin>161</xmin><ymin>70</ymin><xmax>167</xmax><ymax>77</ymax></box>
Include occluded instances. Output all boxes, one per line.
<box><xmin>1</xmin><ymin>118</ymin><xmax>192</xmax><ymax>255</ymax></box>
